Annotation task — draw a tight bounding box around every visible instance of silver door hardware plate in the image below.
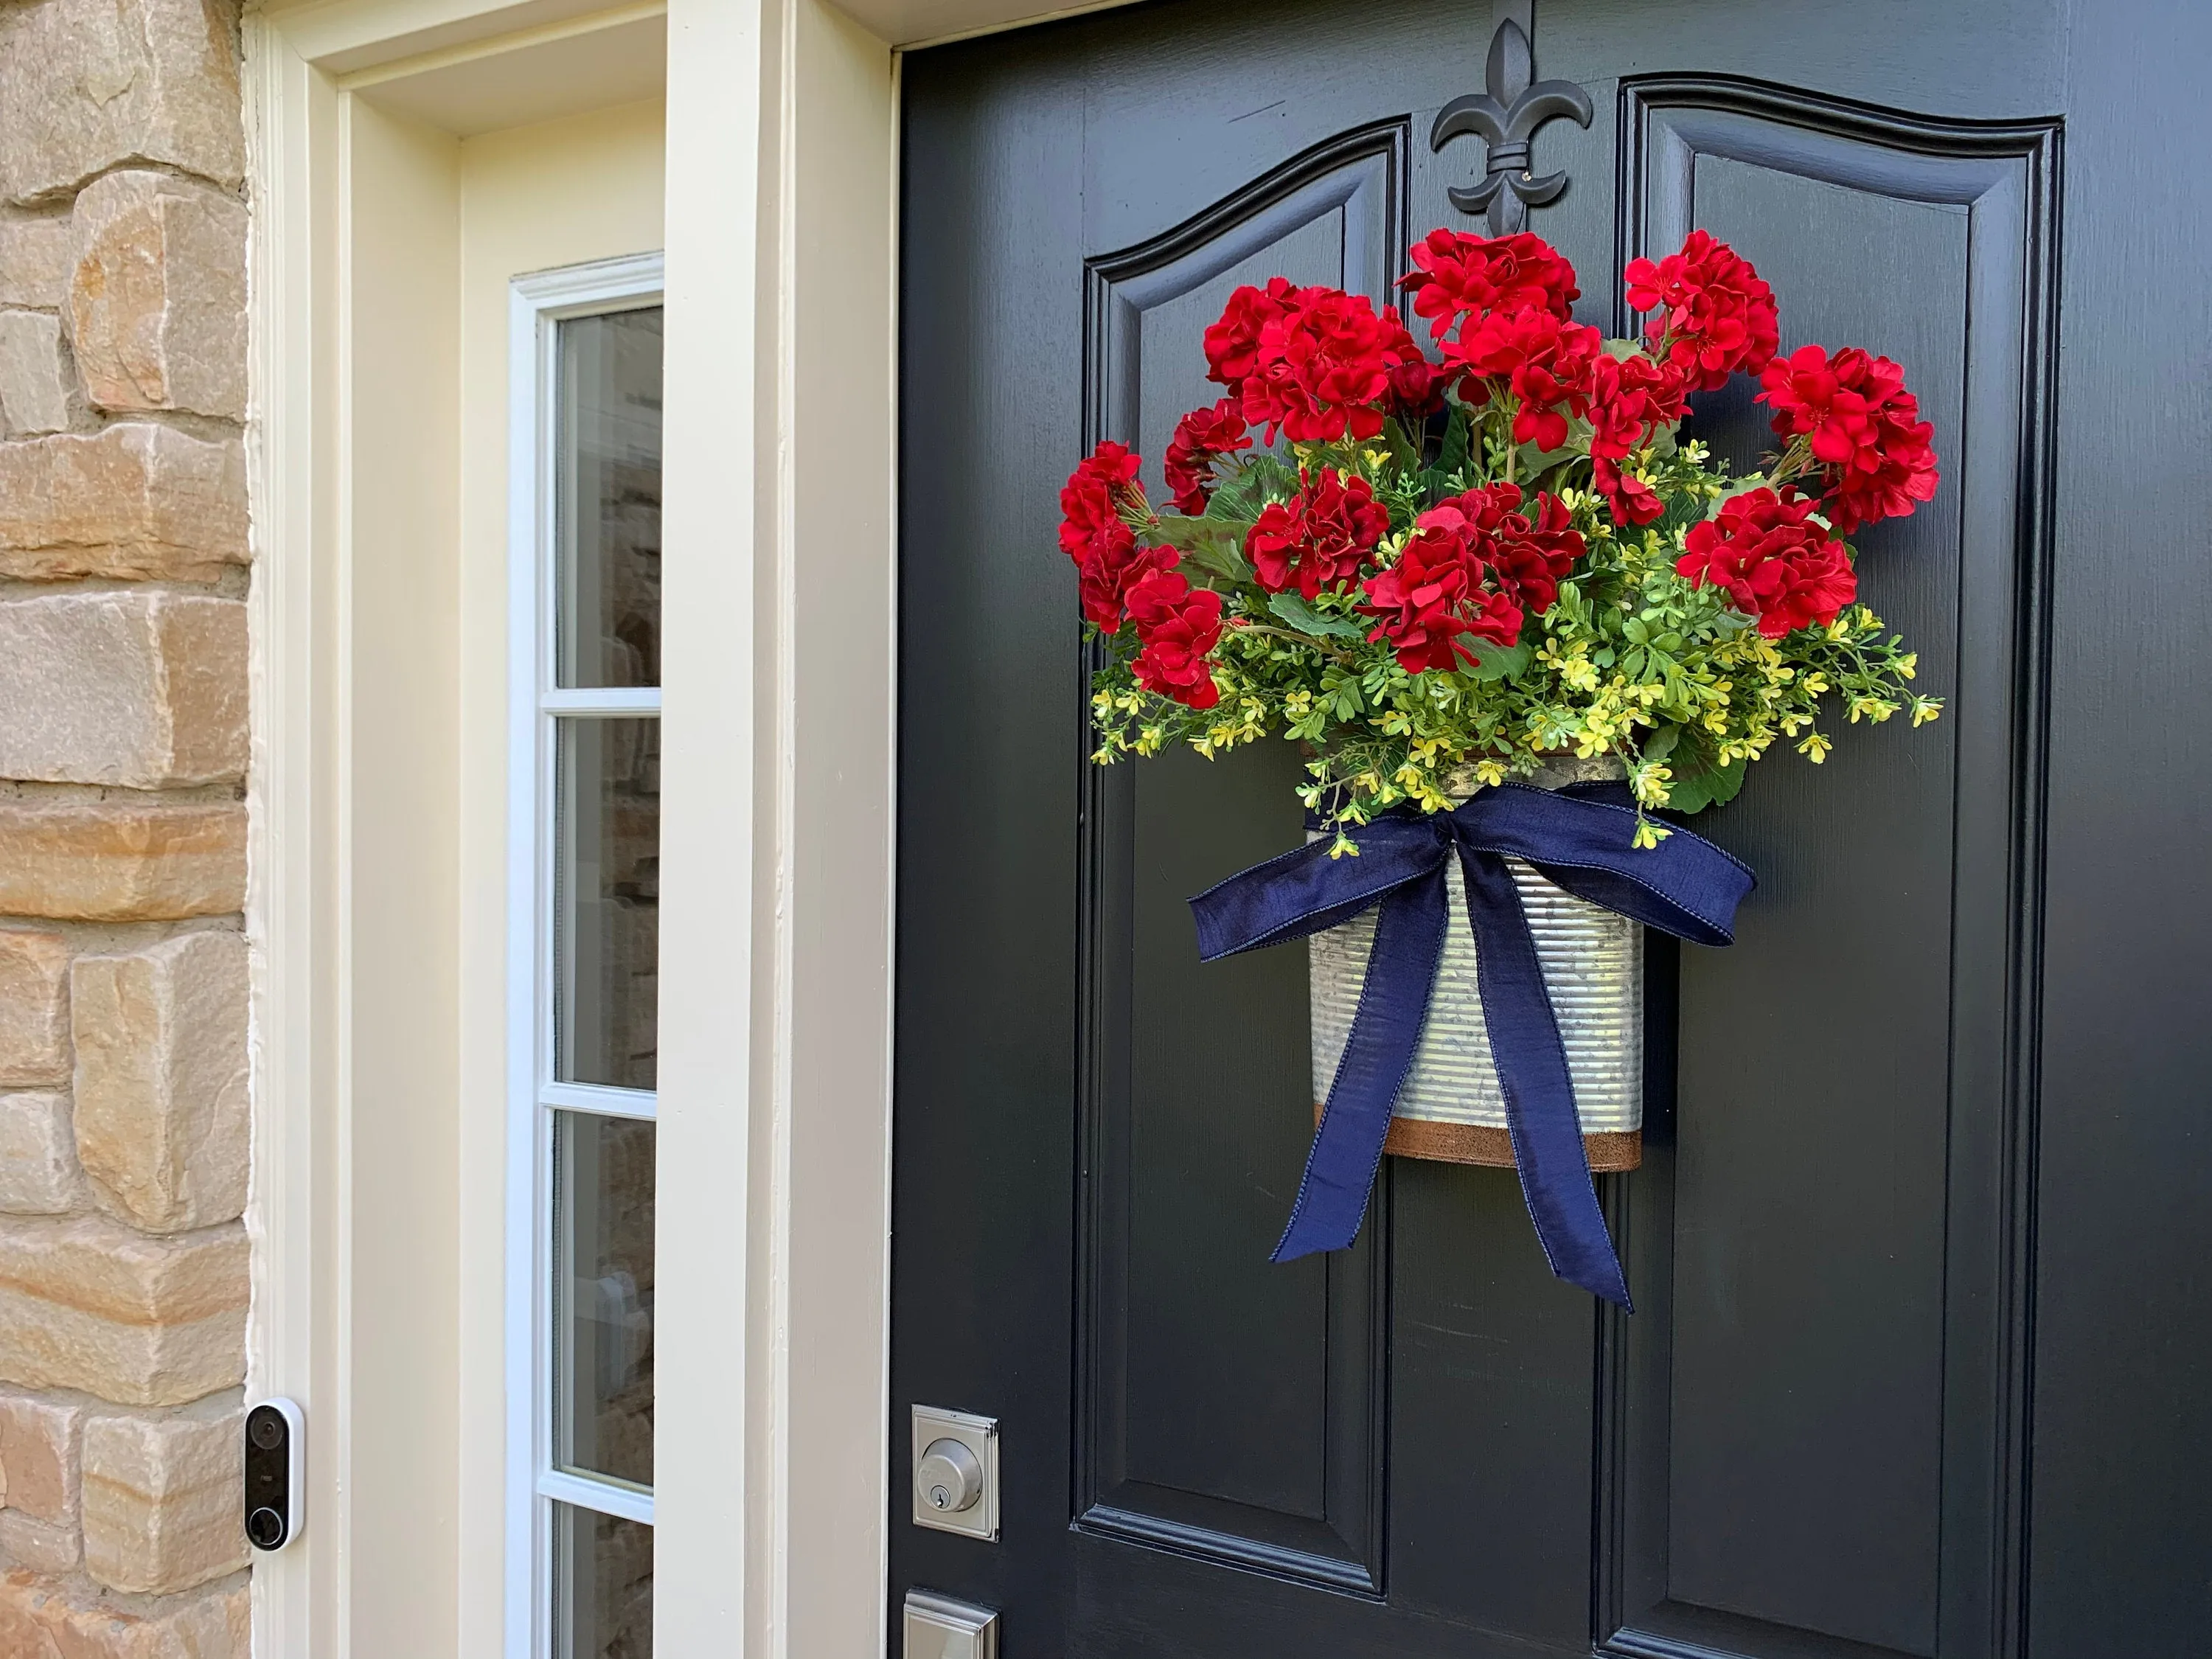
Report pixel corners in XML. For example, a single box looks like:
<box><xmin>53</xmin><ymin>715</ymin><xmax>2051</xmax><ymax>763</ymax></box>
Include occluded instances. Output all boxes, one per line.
<box><xmin>904</xmin><ymin>1588</ymin><xmax>998</xmax><ymax>1659</ymax></box>
<box><xmin>910</xmin><ymin>1405</ymin><xmax>999</xmax><ymax>1541</ymax></box>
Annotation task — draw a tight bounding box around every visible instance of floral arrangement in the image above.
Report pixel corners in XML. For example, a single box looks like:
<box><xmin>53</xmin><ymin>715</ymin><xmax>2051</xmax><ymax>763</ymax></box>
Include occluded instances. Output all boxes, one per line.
<box><xmin>1060</xmin><ymin>228</ymin><xmax>1941</xmax><ymax>852</ymax></box>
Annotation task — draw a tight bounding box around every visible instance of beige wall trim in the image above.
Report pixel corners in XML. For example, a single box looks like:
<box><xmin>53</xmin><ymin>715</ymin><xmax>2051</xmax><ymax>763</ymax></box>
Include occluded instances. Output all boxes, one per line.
<box><xmin>331</xmin><ymin>0</ymin><xmax>667</xmax><ymax>91</ymax></box>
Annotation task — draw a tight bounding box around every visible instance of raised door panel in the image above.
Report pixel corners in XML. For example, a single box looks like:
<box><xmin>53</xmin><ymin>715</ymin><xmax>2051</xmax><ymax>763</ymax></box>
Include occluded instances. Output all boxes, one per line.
<box><xmin>1601</xmin><ymin>82</ymin><xmax>2057</xmax><ymax>1659</ymax></box>
<box><xmin>1078</xmin><ymin>122</ymin><xmax>1407</xmax><ymax>1594</ymax></box>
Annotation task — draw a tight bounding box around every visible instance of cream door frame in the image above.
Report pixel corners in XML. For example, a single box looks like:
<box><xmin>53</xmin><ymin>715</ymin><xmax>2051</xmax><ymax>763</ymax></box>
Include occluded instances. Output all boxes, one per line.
<box><xmin>244</xmin><ymin>0</ymin><xmax>1132</xmax><ymax>1655</ymax></box>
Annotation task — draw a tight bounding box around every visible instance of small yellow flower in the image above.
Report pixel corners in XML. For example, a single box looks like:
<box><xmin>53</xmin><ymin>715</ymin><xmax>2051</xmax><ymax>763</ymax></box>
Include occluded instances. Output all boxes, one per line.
<box><xmin>1798</xmin><ymin>731</ymin><xmax>1832</xmax><ymax>763</ymax></box>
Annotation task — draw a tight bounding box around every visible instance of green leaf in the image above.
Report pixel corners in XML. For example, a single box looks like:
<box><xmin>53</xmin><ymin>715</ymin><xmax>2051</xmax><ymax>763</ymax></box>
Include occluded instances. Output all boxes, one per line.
<box><xmin>1439</xmin><ymin>404</ymin><xmax>1472</xmax><ymax>473</ymax></box>
<box><xmin>1516</xmin><ymin>439</ymin><xmax>1581</xmax><ymax>482</ymax></box>
<box><xmin>1181</xmin><ymin>538</ymin><xmax>1254</xmax><ymax>585</ymax></box>
<box><xmin>1144</xmin><ymin>514</ymin><xmax>1253</xmax><ymax>584</ymax></box>
<box><xmin>1640</xmin><ymin>726</ymin><xmax>1680</xmax><ymax>763</ymax></box>
<box><xmin>1268</xmin><ymin>591</ymin><xmax>1368</xmax><ymax>639</ymax></box>
<box><xmin>1382</xmin><ymin>415</ymin><xmax>1424</xmax><ymax>474</ymax></box>
<box><xmin>1464</xmin><ymin>638</ymin><xmax>1531</xmax><ymax>681</ymax></box>
<box><xmin>1663</xmin><ymin>750</ymin><xmax>1745</xmax><ymax>815</ymax></box>
<box><xmin>1707</xmin><ymin>752</ymin><xmax>1748</xmax><ymax>805</ymax></box>
<box><xmin>1418</xmin><ymin>403</ymin><xmax>1474</xmax><ymax>501</ymax></box>
<box><xmin>1148</xmin><ymin>513</ymin><xmax>1240</xmax><ymax>551</ymax></box>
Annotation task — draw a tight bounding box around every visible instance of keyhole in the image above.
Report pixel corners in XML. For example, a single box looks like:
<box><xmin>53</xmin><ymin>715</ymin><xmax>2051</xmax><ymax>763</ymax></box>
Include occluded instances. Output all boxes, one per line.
<box><xmin>931</xmin><ymin>1485</ymin><xmax>952</xmax><ymax>1509</ymax></box>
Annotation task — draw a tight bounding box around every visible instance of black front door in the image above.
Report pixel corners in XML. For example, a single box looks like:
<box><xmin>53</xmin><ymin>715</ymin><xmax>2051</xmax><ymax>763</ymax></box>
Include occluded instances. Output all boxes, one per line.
<box><xmin>892</xmin><ymin>3</ymin><xmax>2212</xmax><ymax>1655</ymax></box>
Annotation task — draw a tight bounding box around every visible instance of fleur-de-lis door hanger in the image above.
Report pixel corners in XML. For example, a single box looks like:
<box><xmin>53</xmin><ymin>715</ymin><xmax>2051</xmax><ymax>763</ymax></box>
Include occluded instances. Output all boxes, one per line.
<box><xmin>1432</xmin><ymin>7</ymin><xmax>1593</xmax><ymax>236</ymax></box>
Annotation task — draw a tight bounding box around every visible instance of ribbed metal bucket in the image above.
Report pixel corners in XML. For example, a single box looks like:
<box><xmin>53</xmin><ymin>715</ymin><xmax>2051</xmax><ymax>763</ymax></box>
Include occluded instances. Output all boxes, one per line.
<box><xmin>1307</xmin><ymin>761</ymin><xmax>1645</xmax><ymax>1169</ymax></box>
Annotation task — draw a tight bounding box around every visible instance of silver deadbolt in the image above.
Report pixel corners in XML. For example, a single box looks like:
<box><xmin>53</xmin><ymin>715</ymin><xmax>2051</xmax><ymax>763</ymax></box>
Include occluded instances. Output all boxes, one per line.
<box><xmin>910</xmin><ymin>1405</ymin><xmax>998</xmax><ymax>1540</ymax></box>
<box><xmin>917</xmin><ymin>1438</ymin><xmax>982</xmax><ymax>1513</ymax></box>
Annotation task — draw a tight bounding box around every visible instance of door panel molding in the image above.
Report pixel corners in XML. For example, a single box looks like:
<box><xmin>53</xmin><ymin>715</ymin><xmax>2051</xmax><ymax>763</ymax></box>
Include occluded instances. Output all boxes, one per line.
<box><xmin>1072</xmin><ymin>116</ymin><xmax>1410</xmax><ymax>1597</ymax></box>
<box><xmin>1600</xmin><ymin>74</ymin><xmax>2061</xmax><ymax>1659</ymax></box>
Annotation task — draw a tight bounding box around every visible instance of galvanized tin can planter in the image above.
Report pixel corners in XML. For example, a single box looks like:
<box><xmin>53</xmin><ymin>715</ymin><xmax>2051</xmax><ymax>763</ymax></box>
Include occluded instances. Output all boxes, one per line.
<box><xmin>1307</xmin><ymin>759</ymin><xmax>1645</xmax><ymax>1172</ymax></box>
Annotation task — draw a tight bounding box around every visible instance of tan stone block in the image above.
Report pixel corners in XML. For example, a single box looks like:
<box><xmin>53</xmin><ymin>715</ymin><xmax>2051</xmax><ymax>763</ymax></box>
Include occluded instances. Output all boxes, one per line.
<box><xmin>0</xmin><ymin>1217</ymin><xmax>246</xmax><ymax>1407</ymax></box>
<box><xmin>0</xmin><ymin>932</ymin><xmax>70</xmax><ymax>1087</ymax></box>
<box><xmin>0</xmin><ymin>804</ymin><xmax>245</xmax><ymax>922</ymax></box>
<box><xmin>83</xmin><ymin>1411</ymin><xmax>243</xmax><ymax>1595</ymax></box>
<box><xmin>0</xmin><ymin>1509</ymin><xmax>77</xmax><ymax>1572</ymax></box>
<box><xmin>0</xmin><ymin>0</ymin><xmax>244</xmax><ymax>204</ymax></box>
<box><xmin>0</xmin><ymin>1392</ymin><xmax>83</xmax><ymax>1523</ymax></box>
<box><xmin>0</xmin><ymin>1568</ymin><xmax>244</xmax><ymax>1659</ymax></box>
<box><xmin>0</xmin><ymin>425</ymin><xmax>248</xmax><ymax>582</ymax></box>
<box><xmin>68</xmin><ymin>173</ymin><xmax>246</xmax><ymax>420</ymax></box>
<box><xmin>0</xmin><ymin>594</ymin><xmax>246</xmax><ymax>787</ymax></box>
<box><xmin>0</xmin><ymin>1094</ymin><xmax>83</xmax><ymax>1215</ymax></box>
<box><xmin>0</xmin><ymin>218</ymin><xmax>72</xmax><ymax>310</ymax></box>
<box><xmin>0</xmin><ymin>311</ymin><xmax>69</xmax><ymax>434</ymax></box>
<box><xmin>72</xmin><ymin>933</ymin><xmax>245</xmax><ymax>1233</ymax></box>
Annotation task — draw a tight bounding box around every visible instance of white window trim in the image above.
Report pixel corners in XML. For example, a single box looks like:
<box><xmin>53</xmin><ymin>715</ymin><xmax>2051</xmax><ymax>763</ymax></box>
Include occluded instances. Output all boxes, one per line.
<box><xmin>507</xmin><ymin>252</ymin><xmax>666</xmax><ymax>1659</ymax></box>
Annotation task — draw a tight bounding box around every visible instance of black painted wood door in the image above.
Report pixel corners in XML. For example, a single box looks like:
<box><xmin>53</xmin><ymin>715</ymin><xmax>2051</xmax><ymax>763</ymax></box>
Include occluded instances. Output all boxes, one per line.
<box><xmin>893</xmin><ymin>3</ymin><xmax>2212</xmax><ymax>1655</ymax></box>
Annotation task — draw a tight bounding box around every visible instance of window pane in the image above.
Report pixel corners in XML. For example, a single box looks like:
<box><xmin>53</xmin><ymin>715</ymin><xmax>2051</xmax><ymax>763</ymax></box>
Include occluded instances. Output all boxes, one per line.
<box><xmin>552</xmin><ymin>1110</ymin><xmax>654</xmax><ymax>1488</ymax></box>
<box><xmin>553</xmin><ymin>1503</ymin><xmax>653</xmax><ymax>1659</ymax></box>
<box><xmin>554</xmin><ymin>717</ymin><xmax>658</xmax><ymax>1090</ymax></box>
<box><xmin>556</xmin><ymin>307</ymin><xmax>662</xmax><ymax>689</ymax></box>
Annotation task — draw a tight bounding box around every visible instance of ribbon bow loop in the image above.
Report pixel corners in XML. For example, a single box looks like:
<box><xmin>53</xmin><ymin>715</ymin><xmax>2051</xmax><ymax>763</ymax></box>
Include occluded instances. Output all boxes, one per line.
<box><xmin>1188</xmin><ymin>782</ymin><xmax>1754</xmax><ymax>1307</ymax></box>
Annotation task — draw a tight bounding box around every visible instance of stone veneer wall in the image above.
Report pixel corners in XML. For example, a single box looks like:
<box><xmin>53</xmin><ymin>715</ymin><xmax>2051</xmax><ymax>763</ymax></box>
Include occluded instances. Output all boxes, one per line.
<box><xmin>0</xmin><ymin>0</ymin><xmax>254</xmax><ymax>1651</ymax></box>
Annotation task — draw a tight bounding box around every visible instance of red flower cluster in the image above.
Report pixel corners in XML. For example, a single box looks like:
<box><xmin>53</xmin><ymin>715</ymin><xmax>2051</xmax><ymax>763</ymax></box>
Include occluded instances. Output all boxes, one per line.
<box><xmin>1053</xmin><ymin>226</ymin><xmax>1938</xmax><ymax>703</ymax></box>
<box><xmin>1203</xmin><ymin>278</ymin><xmax>1432</xmax><ymax>443</ymax></box>
<box><xmin>1583</xmin><ymin>352</ymin><xmax>1687</xmax><ymax>526</ymax></box>
<box><xmin>1164</xmin><ymin>399</ymin><xmax>1253</xmax><ymax>515</ymax></box>
<box><xmin>1624</xmin><ymin>229</ymin><xmax>1779</xmax><ymax>392</ymax></box>
<box><xmin>1359</xmin><ymin>484</ymin><xmax>1583</xmax><ymax>672</ymax></box>
<box><xmin>1059</xmin><ymin>440</ymin><xmax>1170</xmax><ymax>629</ymax></box>
<box><xmin>1399</xmin><ymin>229</ymin><xmax>1580</xmax><ymax>339</ymax></box>
<box><xmin>1246</xmin><ymin>467</ymin><xmax>1391</xmax><ymax>599</ymax></box>
<box><xmin>1757</xmin><ymin>344</ymin><xmax>1938</xmax><ymax>534</ymax></box>
<box><xmin>1126</xmin><ymin>570</ymin><xmax>1224</xmax><ymax>709</ymax></box>
<box><xmin>1676</xmin><ymin>486</ymin><xmax>1857</xmax><ymax>638</ymax></box>
<box><xmin>1586</xmin><ymin>350</ymin><xmax>1689</xmax><ymax>464</ymax></box>
<box><xmin>1445</xmin><ymin>307</ymin><xmax>1604</xmax><ymax>451</ymax></box>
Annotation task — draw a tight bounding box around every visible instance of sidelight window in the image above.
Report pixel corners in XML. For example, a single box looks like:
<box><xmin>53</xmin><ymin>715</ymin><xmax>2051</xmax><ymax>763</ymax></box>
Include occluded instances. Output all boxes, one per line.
<box><xmin>508</xmin><ymin>257</ymin><xmax>664</xmax><ymax>1659</ymax></box>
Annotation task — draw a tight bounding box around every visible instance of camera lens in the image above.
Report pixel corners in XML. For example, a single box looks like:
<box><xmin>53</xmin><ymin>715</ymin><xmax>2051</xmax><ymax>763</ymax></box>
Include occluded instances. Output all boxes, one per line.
<box><xmin>249</xmin><ymin>1411</ymin><xmax>285</xmax><ymax>1451</ymax></box>
<box><xmin>247</xmin><ymin>1506</ymin><xmax>285</xmax><ymax>1549</ymax></box>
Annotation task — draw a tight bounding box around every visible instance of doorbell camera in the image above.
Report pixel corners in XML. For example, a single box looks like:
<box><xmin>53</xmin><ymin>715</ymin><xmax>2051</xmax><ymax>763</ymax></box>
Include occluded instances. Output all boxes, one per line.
<box><xmin>243</xmin><ymin>1398</ymin><xmax>305</xmax><ymax>1551</ymax></box>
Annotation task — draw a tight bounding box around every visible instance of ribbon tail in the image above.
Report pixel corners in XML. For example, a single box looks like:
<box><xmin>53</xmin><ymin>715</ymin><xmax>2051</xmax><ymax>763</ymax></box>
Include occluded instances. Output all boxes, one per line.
<box><xmin>1458</xmin><ymin>847</ymin><xmax>1633</xmax><ymax>1310</ymax></box>
<box><xmin>1271</xmin><ymin>865</ymin><xmax>1448</xmax><ymax>1263</ymax></box>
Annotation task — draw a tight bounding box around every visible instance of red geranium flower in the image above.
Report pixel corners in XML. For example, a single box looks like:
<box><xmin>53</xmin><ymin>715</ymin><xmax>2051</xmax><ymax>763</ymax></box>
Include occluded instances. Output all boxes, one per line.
<box><xmin>1380</xmin><ymin>309</ymin><xmax>1453</xmax><ymax>422</ymax></box>
<box><xmin>1244</xmin><ymin>467</ymin><xmax>1391</xmax><ymax>599</ymax></box>
<box><xmin>1359</xmin><ymin>487</ymin><xmax>1537</xmax><ymax>672</ymax></box>
<box><xmin>1586</xmin><ymin>349</ymin><xmax>1688</xmax><ymax>463</ymax></box>
<box><xmin>1398</xmin><ymin>229</ymin><xmax>1580</xmax><ymax>341</ymax></box>
<box><xmin>1059</xmin><ymin>440</ymin><xmax>1173</xmax><ymax>629</ymax></box>
<box><xmin>1125</xmin><ymin>569</ymin><xmax>1225</xmax><ymax>709</ymax></box>
<box><xmin>1203</xmin><ymin>276</ymin><xmax>1306</xmax><ymax>403</ymax></box>
<box><xmin>1078</xmin><ymin>532</ymin><xmax>1177</xmax><ymax>633</ymax></box>
<box><xmin>1624</xmin><ymin>230</ymin><xmax>1779</xmax><ymax>392</ymax></box>
<box><xmin>1756</xmin><ymin>344</ymin><xmax>1938</xmax><ymax>534</ymax></box>
<box><xmin>1676</xmin><ymin>486</ymin><xmax>1857</xmax><ymax>638</ymax></box>
<box><xmin>1240</xmin><ymin>288</ymin><xmax>1422</xmax><ymax>444</ymax></box>
<box><xmin>1591</xmin><ymin>456</ymin><xmax>1663</xmax><ymax>527</ymax></box>
<box><xmin>1058</xmin><ymin>439</ymin><xmax>1141</xmax><ymax>561</ymax></box>
<box><xmin>1444</xmin><ymin>308</ymin><xmax>1603</xmax><ymax>451</ymax></box>
<box><xmin>1163</xmin><ymin>400</ymin><xmax>1253</xmax><ymax>515</ymax></box>
<box><xmin>1481</xmin><ymin>486</ymin><xmax>1586</xmax><ymax>615</ymax></box>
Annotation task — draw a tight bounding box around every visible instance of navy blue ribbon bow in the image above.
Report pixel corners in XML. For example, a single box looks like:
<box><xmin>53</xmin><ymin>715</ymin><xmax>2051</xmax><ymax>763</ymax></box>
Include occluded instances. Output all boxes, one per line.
<box><xmin>1189</xmin><ymin>782</ymin><xmax>1754</xmax><ymax>1308</ymax></box>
